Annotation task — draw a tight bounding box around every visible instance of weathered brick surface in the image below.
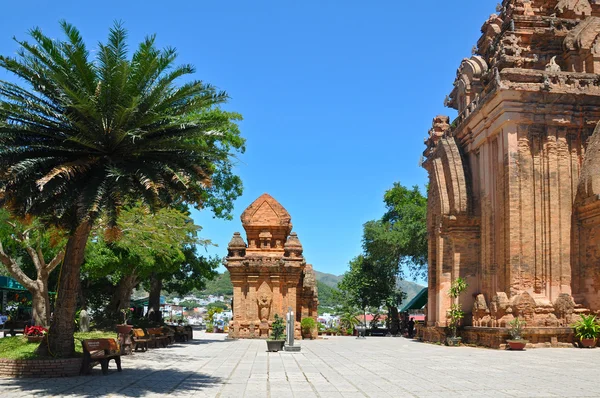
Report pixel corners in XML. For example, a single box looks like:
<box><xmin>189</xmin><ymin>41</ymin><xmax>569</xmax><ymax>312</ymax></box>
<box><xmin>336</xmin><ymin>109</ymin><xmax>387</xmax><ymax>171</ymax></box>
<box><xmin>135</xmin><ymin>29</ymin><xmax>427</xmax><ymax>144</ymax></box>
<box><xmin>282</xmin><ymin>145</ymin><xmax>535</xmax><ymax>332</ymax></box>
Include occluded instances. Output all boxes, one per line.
<box><xmin>225</xmin><ymin>193</ymin><xmax>318</xmax><ymax>340</ymax></box>
<box><xmin>422</xmin><ymin>0</ymin><xmax>600</xmax><ymax>342</ymax></box>
<box><xmin>0</xmin><ymin>358</ymin><xmax>82</xmax><ymax>378</ymax></box>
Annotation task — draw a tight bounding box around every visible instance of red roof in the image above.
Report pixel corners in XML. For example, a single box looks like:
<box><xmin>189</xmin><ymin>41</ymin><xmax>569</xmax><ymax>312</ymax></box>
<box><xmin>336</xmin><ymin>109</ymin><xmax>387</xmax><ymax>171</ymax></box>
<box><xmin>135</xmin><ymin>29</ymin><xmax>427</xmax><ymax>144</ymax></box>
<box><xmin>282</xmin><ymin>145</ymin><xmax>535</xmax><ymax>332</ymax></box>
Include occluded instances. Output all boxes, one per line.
<box><xmin>357</xmin><ymin>314</ymin><xmax>388</xmax><ymax>322</ymax></box>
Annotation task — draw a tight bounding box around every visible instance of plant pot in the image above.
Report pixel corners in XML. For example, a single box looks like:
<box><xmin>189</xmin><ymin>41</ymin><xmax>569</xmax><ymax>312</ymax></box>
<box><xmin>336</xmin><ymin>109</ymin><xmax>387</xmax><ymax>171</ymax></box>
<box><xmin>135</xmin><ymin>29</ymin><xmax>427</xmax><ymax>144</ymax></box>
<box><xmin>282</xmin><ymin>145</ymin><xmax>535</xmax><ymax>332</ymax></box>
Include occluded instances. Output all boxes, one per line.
<box><xmin>446</xmin><ymin>337</ymin><xmax>461</xmax><ymax>346</ymax></box>
<box><xmin>26</xmin><ymin>335</ymin><xmax>44</xmax><ymax>343</ymax></box>
<box><xmin>266</xmin><ymin>340</ymin><xmax>285</xmax><ymax>352</ymax></box>
<box><xmin>507</xmin><ymin>339</ymin><xmax>528</xmax><ymax>350</ymax></box>
<box><xmin>116</xmin><ymin>324</ymin><xmax>133</xmax><ymax>334</ymax></box>
<box><xmin>580</xmin><ymin>338</ymin><xmax>597</xmax><ymax>348</ymax></box>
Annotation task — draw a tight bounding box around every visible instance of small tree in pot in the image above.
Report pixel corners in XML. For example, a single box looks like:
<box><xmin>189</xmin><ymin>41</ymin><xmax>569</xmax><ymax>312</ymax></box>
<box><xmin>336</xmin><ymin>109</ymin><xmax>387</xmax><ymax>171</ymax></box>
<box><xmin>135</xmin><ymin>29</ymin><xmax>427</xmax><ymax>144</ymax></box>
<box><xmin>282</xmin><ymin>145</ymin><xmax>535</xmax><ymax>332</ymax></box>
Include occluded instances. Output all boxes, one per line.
<box><xmin>301</xmin><ymin>317</ymin><xmax>316</xmax><ymax>339</ymax></box>
<box><xmin>506</xmin><ymin>317</ymin><xmax>528</xmax><ymax>350</ymax></box>
<box><xmin>266</xmin><ymin>314</ymin><xmax>286</xmax><ymax>352</ymax></box>
<box><xmin>446</xmin><ymin>277</ymin><xmax>468</xmax><ymax>346</ymax></box>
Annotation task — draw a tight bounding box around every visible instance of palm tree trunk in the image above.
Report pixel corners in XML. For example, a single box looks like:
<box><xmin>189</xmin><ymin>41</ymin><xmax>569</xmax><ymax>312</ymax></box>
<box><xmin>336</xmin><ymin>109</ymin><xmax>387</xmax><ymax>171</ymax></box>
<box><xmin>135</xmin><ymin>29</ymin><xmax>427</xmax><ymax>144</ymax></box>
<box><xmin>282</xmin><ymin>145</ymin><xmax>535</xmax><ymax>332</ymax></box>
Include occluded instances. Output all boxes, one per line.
<box><xmin>38</xmin><ymin>220</ymin><xmax>92</xmax><ymax>357</ymax></box>
<box><xmin>147</xmin><ymin>274</ymin><xmax>162</xmax><ymax>322</ymax></box>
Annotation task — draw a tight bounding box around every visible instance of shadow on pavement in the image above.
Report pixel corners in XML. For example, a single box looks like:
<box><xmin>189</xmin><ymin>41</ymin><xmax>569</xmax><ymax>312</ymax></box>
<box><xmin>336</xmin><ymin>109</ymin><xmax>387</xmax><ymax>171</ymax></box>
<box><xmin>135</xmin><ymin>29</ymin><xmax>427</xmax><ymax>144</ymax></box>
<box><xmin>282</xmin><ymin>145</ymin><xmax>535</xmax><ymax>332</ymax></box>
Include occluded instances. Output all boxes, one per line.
<box><xmin>0</xmin><ymin>367</ymin><xmax>222</xmax><ymax>397</ymax></box>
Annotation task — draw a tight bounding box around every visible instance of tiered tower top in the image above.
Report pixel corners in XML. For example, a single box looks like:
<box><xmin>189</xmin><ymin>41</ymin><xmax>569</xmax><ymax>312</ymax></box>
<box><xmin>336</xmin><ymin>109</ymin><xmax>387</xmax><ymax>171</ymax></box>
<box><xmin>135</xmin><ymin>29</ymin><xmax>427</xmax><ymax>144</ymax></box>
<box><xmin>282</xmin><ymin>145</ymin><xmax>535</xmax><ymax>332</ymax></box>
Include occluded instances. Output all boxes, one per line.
<box><xmin>236</xmin><ymin>193</ymin><xmax>299</xmax><ymax>257</ymax></box>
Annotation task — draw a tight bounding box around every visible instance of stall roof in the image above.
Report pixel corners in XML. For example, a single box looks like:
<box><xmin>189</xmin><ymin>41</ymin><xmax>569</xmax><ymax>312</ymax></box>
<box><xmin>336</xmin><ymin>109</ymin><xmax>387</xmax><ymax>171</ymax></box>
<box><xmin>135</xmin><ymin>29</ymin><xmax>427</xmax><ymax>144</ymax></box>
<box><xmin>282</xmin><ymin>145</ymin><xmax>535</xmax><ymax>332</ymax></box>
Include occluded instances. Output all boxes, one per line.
<box><xmin>0</xmin><ymin>276</ymin><xmax>26</xmax><ymax>291</ymax></box>
<box><xmin>400</xmin><ymin>288</ymin><xmax>428</xmax><ymax>312</ymax></box>
<box><xmin>131</xmin><ymin>296</ymin><xmax>166</xmax><ymax>306</ymax></box>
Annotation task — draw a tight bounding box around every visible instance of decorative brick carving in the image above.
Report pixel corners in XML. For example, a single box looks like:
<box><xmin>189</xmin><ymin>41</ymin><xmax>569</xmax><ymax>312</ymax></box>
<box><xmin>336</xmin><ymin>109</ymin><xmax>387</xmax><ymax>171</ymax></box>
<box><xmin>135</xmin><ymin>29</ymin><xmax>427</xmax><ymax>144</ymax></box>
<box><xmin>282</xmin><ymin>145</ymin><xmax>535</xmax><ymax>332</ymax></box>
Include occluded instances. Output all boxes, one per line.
<box><xmin>422</xmin><ymin>1</ymin><xmax>600</xmax><ymax>343</ymax></box>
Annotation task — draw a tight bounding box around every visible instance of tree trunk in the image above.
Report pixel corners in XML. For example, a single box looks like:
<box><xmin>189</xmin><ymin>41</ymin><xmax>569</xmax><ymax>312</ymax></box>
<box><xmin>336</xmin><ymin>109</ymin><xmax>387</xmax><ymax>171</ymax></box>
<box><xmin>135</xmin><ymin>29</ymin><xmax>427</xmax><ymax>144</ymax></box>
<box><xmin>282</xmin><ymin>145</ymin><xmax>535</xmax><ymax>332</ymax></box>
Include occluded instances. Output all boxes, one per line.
<box><xmin>108</xmin><ymin>272</ymin><xmax>137</xmax><ymax>322</ymax></box>
<box><xmin>32</xmin><ymin>280</ymin><xmax>51</xmax><ymax>328</ymax></box>
<box><xmin>389</xmin><ymin>306</ymin><xmax>400</xmax><ymax>335</ymax></box>
<box><xmin>38</xmin><ymin>221</ymin><xmax>92</xmax><ymax>358</ymax></box>
<box><xmin>147</xmin><ymin>274</ymin><xmax>162</xmax><ymax>322</ymax></box>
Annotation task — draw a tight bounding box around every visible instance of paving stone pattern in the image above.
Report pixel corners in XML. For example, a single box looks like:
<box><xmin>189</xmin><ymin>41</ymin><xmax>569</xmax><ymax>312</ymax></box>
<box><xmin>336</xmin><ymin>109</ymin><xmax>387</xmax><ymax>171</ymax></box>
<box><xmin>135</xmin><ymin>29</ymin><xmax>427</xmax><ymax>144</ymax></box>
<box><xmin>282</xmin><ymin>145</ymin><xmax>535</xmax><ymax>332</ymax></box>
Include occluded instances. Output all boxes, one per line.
<box><xmin>1</xmin><ymin>332</ymin><xmax>600</xmax><ymax>397</ymax></box>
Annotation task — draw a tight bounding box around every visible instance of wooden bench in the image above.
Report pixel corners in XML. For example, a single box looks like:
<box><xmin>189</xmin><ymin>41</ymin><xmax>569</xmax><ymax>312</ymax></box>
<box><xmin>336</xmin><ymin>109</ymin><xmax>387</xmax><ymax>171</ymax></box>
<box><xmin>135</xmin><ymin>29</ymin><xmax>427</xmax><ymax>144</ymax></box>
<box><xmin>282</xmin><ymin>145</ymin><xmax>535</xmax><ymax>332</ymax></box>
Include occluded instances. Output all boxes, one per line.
<box><xmin>174</xmin><ymin>326</ymin><xmax>189</xmax><ymax>342</ymax></box>
<box><xmin>131</xmin><ymin>328</ymin><xmax>151</xmax><ymax>352</ymax></box>
<box><xmin>184</xmin><ymin>325</ymin><xmax>193</xmax><ymax>341</ymax></box>
<box><xmin>81</xmin><ymin>338</ymin><xmax>122</xmax><ymax>375</ymax></box>
<box><xmin>2</xmin><ymin>320</ymin><xmax>27</xmax><ymax>337</ymax></box>
<box><xmin>146</xmin><ymin>328</ymin><xmax>169</xmax><ymax>348</ymax></box>
<box><xmin>162</xmin><ymin>326</ymin><xmax>175</xmax><ymax>344</ymax></box>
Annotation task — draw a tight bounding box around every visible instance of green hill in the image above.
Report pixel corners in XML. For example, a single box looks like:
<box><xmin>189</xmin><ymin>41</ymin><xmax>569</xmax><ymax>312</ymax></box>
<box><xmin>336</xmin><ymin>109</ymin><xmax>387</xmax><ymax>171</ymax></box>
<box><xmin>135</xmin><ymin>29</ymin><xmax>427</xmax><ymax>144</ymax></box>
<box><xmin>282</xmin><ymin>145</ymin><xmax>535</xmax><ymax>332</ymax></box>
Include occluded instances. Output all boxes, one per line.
<box><xmin>196</xmin><ymin>271</ymin><xmax>233</xmax><ymax>296</ymax></box>
<box><xmin>397</xmin><ymin>279</ymin><xmax>425</xmax><ymax>304</ymax></box>
<box><xmin>314</xmin><ymin>271</ymin><xmax>342</xmax><ymax>288</ymax></box>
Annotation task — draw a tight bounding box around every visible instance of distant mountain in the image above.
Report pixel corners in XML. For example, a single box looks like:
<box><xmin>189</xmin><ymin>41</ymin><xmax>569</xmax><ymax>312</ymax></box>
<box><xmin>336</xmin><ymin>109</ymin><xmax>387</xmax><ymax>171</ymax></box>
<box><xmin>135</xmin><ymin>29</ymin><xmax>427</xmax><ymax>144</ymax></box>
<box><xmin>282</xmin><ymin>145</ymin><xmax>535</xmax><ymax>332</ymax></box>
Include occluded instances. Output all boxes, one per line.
<box><xmin>397</xmin><ymin>279</ymin><xmax>426</xmax><ymax>304</ymax></box>
<box><xmin>314</xmin><ymin>269</ymin><xmax>425</xmax><ymax>306</ymax></box>
<box><xmin>314</xmin><ymin>271</ymin><xmax>342</xmax><ymax>288</ymax></box>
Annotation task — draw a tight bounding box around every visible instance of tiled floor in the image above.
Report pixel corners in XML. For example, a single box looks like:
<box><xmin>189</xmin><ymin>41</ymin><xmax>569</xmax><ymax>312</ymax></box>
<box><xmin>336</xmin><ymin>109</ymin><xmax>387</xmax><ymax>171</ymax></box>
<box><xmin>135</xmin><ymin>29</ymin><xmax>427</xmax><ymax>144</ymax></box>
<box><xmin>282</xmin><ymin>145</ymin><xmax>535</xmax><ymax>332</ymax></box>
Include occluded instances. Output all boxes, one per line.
<box><xmin>1</xmin><ymin>332</ymin><xmax>600</xmax><ymax>397</ymax></box>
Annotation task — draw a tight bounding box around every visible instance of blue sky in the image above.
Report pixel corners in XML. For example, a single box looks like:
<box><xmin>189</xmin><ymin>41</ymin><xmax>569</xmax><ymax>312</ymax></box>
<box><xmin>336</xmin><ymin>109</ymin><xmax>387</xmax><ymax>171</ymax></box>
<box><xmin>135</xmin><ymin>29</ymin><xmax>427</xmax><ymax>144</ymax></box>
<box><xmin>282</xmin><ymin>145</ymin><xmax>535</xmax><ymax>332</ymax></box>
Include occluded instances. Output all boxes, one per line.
<box><xmin>0</xmin><ymin>1</ymin><xmax>494</xmax><ymax>281</ymax></box>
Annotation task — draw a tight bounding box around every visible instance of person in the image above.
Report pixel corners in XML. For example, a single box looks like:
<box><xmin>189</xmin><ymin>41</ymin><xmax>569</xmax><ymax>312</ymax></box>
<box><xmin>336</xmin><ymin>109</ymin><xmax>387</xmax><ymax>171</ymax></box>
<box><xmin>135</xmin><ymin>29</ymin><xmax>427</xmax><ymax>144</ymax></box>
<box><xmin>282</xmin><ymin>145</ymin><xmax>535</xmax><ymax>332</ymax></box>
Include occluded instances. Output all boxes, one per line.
<box><xmin>408</xmin><ymin>317</ymin><xmax>415</xmax><ymax>338</ymax></box>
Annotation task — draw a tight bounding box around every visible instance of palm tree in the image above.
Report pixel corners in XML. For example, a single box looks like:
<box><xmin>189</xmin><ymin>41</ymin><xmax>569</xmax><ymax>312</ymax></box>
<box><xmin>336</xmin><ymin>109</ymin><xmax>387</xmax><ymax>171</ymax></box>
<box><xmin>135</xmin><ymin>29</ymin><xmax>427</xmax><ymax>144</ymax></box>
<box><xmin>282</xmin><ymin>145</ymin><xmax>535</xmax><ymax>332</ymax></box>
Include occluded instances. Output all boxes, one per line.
<box><xmin>339</xmin><ymin>311</ymin><xmax>360</xmax><ymax>334</ymax></box>
<box><xmin>0</xmin><ymin>21</ymin><xmax>244</xmax><ymax>357</ymax></box>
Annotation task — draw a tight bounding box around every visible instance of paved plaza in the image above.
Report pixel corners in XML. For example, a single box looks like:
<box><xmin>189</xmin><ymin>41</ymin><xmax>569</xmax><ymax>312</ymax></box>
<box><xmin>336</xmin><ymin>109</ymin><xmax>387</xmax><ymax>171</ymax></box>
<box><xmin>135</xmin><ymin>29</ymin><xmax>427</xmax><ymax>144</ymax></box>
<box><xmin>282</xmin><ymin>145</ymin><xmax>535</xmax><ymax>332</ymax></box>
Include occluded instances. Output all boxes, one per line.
<box><xmin>2</xmin><ymin>332</ymin><xmax>600</xmax><ymax>397</ymax></box>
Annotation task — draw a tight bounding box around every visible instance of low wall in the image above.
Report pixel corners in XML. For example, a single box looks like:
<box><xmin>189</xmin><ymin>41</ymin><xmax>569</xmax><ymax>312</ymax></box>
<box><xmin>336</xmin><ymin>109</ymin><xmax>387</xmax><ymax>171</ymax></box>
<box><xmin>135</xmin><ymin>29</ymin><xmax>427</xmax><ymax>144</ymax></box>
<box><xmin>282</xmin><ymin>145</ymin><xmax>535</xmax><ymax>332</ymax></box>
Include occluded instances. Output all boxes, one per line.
<box><xmin>0</xmin><ymin>358</ymin><xmax>82</xmax><ymax>378</ymax></box>
<box><xmin>419</xmin><ymin>326</ymin><xmax>578</xmax><ymax>349</ymax></box>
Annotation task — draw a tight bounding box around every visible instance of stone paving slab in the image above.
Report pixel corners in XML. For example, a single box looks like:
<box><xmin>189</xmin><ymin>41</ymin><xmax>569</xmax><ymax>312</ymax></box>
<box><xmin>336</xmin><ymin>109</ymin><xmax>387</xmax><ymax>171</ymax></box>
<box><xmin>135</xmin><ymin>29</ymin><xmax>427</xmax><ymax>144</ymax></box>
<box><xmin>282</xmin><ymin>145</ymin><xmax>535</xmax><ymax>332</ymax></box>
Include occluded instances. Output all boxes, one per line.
<box><xmin>1</xmin><ymin>332</ymin><xmax>600</xmax><ymax>397</ymax></box>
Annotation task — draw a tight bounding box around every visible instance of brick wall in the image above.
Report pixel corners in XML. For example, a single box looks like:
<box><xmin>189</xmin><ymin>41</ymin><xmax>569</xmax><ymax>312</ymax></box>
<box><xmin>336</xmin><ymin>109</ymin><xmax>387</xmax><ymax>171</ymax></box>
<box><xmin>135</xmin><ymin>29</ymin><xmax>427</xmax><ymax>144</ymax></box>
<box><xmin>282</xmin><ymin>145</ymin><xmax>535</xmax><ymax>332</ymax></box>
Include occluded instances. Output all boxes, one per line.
<box><xmin>0</xmin><ymin>358</ymin><xmax>82</xmax><ymax>378</ymax></box>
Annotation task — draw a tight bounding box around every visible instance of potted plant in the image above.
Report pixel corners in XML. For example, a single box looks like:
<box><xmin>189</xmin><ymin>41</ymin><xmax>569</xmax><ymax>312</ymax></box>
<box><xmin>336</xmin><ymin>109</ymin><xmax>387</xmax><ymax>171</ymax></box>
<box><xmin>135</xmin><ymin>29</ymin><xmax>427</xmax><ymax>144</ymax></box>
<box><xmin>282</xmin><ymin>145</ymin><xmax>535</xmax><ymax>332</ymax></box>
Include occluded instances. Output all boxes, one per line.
<box><xmin>266</xmin><ymin>314</ymin><xmax>286</xmax><ymax>352</ymax></box>
<box><xmin>446</xmin><ymin>277</ymin><xmax>468</xmax><ymax>346</ymax></box>
<box><xmin>506</xmin><ymin>317</ymin><xmax>528</xmax><ymax>350</ymax></box>
<box><xmin>116</xmin><ymin>307</ymin><xmax>134</xmax><ymax>333</ymax></box>
<box><xmin>572</xmin><ymin>314</ymin><xmax>600</xmax><ymax>348</ymax></box>
<box><xmin>24</xmin><ymin>325</ymin><xmax>48</xmax><ymax>343</ymax></box>
<box><xmin>301</xmin><ymin>317</ymin><xmax>316</xmax><ymax>339</ymax></box>
<box><xmin>317</xmin><ymin>322</ymin><xmax>325</xmax><ymax>336</ymax></box>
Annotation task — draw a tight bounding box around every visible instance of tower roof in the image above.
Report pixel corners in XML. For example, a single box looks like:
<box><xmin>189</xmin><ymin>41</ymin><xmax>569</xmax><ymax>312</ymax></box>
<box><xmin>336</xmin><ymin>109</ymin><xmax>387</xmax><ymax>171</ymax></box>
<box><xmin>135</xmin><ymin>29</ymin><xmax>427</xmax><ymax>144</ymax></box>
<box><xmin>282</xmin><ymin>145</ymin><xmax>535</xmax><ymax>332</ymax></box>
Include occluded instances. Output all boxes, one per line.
<box><xmin>240</xmin><ymin>193</ymin><xmax>292</xmax><ymax>230</ymax></box>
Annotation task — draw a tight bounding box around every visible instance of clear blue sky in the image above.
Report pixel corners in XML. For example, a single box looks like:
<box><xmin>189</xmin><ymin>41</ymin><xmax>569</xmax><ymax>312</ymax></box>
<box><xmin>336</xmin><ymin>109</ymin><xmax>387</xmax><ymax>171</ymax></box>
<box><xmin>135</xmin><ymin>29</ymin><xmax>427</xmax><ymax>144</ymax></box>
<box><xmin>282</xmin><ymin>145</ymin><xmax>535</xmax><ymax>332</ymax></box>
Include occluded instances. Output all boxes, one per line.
<box><xmin>0</xmin><ymin>1</ymin><xmax>494</xmax><ymax>280</ymax></box>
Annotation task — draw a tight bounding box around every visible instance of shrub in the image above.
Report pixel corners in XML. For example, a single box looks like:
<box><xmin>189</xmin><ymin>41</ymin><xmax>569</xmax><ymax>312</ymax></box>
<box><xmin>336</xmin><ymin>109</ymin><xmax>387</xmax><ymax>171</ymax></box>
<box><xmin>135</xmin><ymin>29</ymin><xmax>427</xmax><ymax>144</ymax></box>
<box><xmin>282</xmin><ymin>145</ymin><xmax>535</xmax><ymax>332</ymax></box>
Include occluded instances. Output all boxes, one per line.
<box><xmin>573</xmin><ymin>314</ymin><xmax>600</xmax><ymax>340</ymax></box>
<box><xmin>301</xmin><ymin>317</ymin><xmax>316</xmax><ymax>334</ymax></box>
<box><xmin>508</xmin><ymin>317</ymin><xmax>526</xmax><ymax>340</ymax></box>
<box><xmin>271</xmin><ymin>314</ymin><xmax>286</xmax><ymax>340</ymax></box>
<box><xmin>446</xmin><ymin>277</ymin><xmax>468</xmax><ymax>339</ymax></box>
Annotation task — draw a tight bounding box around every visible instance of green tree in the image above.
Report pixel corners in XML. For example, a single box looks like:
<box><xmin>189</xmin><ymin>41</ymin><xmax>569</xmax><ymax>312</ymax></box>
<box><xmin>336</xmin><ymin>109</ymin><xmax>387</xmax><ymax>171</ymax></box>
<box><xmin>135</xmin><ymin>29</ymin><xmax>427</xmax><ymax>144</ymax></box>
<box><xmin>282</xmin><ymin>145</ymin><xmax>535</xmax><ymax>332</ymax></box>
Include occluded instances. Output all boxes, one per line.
<box><xmin>207</xmin><ymin>301</ymin><xmax>229</xmax><ymax>311</ymax></box>
<box><xmin>83</xmin><ymin>204</ymin><xmax>211</xmax><ymax>325</ymax></box>
<box><xmin>355</xmin><ymin>182</ymin><xmax>427</xmax><ymax>334</ymax></box>
<box><xmin>0</xmin><ymin>210</ymin><xmax>65</xmax><ymax>326</ymax></box>
<box><xmin>0</xmin><ymin>22</ymin><xmax>244</xmax><ymax>356</ymax></box>
<box><xmin>362</xmin><ymin>183</ymin><xmax>428</xmax><ymax>280</ymax></box>
<box><xmin>338</xmin><ymin>255</ymin><xmax>388</xmax><ymax>328</ymax></box>
<box><xmin>178</xmin><ymin>300</ymin><xmax>201</xmax><ymax>310</ymax></box>
<box><xmin>161</xmin><ymin>246</ymin><xmax>220</xmax><ymax>306</ymax></box>
<box><xmin>197</xmin><ymin>271</ymin><xmax>233</xmax><ymax>296</ymax></box>
<box><xmin>204</xmin><ymin>306</ymin><xmax>222</xmax><ymax>329</ymax></box>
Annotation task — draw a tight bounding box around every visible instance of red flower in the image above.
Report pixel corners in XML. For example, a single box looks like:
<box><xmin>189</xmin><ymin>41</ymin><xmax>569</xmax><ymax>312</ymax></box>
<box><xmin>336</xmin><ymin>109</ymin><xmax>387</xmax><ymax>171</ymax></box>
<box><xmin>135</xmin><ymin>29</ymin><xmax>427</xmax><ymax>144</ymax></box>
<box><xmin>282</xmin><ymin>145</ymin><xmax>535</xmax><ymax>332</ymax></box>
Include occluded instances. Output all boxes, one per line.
<box><xmin>24</xmin><ymin>325</ymin><xmax>48</xmax><ymax>336</ymax></box>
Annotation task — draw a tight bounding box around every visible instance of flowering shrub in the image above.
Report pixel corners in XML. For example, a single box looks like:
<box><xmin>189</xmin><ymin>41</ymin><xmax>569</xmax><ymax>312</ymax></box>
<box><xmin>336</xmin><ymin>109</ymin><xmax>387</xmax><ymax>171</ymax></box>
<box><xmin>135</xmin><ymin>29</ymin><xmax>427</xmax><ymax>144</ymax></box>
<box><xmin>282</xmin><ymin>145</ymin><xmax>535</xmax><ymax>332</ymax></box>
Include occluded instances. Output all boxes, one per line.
<box><xmin>24</xmin><ymin>325</ymin><xmax>48</xmax><ymax>336</ymax></box>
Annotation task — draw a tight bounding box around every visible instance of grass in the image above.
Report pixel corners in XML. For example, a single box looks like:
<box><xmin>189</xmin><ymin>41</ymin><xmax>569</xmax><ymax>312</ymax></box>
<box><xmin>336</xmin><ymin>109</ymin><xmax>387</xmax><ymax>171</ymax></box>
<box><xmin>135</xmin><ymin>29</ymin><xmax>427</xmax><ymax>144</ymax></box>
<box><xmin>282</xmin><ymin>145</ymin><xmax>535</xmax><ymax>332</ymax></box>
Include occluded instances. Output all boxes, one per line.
<box><xmin>0</xmin><ymin>330</ymin><xmax>116</xmax><ymax>360</ymax></box>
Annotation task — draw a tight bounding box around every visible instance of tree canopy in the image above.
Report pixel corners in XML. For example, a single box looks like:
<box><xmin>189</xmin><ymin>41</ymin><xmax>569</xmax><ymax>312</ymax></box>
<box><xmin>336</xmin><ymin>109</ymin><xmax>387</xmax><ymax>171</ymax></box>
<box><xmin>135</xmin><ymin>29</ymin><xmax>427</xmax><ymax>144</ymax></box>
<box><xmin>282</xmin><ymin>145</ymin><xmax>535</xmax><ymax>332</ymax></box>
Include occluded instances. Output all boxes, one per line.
<box><xmin>339</xmin><ymin>182</ymin><xmax>427</xmax><ymax>332</ymax></box>
<box><xmin>0</xmin><ymin>21</ymin><xmax>245</xmax><ymax>356</ymax></box>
